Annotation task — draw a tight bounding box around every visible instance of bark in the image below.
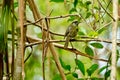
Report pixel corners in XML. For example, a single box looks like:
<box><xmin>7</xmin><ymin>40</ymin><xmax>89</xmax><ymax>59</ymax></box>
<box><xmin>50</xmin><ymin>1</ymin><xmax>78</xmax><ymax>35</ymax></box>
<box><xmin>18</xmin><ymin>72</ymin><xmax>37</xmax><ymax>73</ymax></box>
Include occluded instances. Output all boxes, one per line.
<box><xmin>13</xmin><ymin>0</ymin><xmax>25</xmax><ymax>79</ymax></box>
<box><xmin>111</xmin><ymin>0</ymin><xmax>118</xmax><ymax>80</ymax></box>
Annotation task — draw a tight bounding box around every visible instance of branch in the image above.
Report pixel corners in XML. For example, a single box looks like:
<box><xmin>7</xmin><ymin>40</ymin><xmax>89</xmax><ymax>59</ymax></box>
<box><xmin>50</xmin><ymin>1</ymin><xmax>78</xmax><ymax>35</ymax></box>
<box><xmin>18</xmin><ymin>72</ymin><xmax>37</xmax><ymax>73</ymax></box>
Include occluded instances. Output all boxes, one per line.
<box><xmin>25</xmin><ymin>14</ymin><xmax>80</xmax><ymax>25</ymax></box>
<box><xmin>97</xmin><ymin>0</ymin><xmax>115</xmax><ymax>21</ymax></box>
<box><xmin>25</xmin><ymin>38</ymin><xmax>110</xmax><ymax>62</ymax></box>
<box><xmin>25</xmin><ymin>19</ymin><xmax>112</xmax><ymax>37</ymax></box>
<box><xmin>25</xmin><ymin>38</ymin><xmax>120</xmax><ymax>47</ymax></box>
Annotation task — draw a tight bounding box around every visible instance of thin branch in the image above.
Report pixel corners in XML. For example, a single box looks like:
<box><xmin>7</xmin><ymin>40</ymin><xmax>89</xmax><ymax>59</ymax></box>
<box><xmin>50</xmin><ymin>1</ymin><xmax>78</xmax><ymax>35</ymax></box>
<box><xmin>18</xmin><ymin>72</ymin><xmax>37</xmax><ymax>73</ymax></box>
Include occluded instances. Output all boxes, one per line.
<box><xmin>97</xmin><ymin>0</ymin><xmax>115</xmax><ymax>21</ymax></box>
<box><xmin>54</xmin><ymin>43</ymin><xmax>108</xmax><ymax>62</ymax></box>
<box><xmin>25</xmin><ymin>38</ymin><xmax>108</xmax><ymax>62</ymax></box>
<box><xmin>25</xmin><ymin>14</ymin><xmax>80</xmax><ymax>25</ymax></box>
<box><xmin>25</xmin><ymin>19</ymin><xmax>112</xmax><ymax>37</ymax></box>
<box><xmin>26</xmin><ymin>20</ymin><xmax>64</xmax><ymax>36</ymax></box>
<box><xmin>25</xmin><ymin>38</ymin><xmax>120</xmax><ymax>47</ymax></box>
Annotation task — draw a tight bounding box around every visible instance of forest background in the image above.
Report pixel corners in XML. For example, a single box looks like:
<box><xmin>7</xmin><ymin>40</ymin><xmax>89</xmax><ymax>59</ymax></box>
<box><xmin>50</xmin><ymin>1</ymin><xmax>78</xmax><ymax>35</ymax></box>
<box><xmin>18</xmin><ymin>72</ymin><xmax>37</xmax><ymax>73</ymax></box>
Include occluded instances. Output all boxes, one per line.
<box><xmin>0</xmin><ymin>0</ymin><xmax>120</xmax><ymax>80</ymax></box>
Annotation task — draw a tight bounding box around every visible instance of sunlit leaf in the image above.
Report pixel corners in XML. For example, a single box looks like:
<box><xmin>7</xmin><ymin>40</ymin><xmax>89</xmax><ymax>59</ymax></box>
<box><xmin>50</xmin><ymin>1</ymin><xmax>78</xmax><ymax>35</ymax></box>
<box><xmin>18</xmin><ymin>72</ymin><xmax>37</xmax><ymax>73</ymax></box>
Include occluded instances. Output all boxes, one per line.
<box><xmin>97</xmin><ymin>27</ymin><xmax>107</xmax><ymax>34</ymax></box>
<box><xmin>85</xmin><ymin>46</ymin><xmax>94</xmax><ymax>56</ymax></box>
<box><xmin>52</xmin><ymin>74</ymin><xmax>62</xmax><ymax>80</ymax></box>
<box><xmin>78</xmin><ymin>31</ymin><xmax>85</xmax><ymax>35</ymax></box>
<box><xmin>87</xmin><ymin>64</ymin><xmax>98</xmax><ymax>76</ymax></box>
<box><xmin>79</xmin><ymin>1</ymin><xmax>84</xmax><ymax>7</ymax></box>
<box><xmin>90</xmin><ymin>42</ymin><xmax>103</xmax><ymax>49</ymax></box>
<box><xmin>91</xmin><ymin>77</ymin><xmax>104</xmax><ymax>80</ymax></box>
<box><xmin>75</xmin><ymin>59</ymin><xmax>85</xmax><ymax>75</ymax></box>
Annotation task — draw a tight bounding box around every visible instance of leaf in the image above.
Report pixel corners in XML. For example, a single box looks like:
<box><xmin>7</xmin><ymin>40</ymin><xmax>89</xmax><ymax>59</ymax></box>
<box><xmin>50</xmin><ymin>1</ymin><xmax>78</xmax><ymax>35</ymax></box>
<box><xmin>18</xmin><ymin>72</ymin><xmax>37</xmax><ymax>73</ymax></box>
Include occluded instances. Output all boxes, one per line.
<box><xmin>78</xmin><ymin>78</ymin><xmax>85</xmax><ymax>80</ymax></box>
<box><xmin>86</xmin><ymin>12</ymin><xmax>91</xmax><ymax>18</ymax></box>
<box><xmin>90</xmin><ymin>42</ymin><xmax>103</xmax><ymax>49</ymax></box>
<box><xmin>69</xmin><ymin>8</ymin><xmax>77</xmax><ymax>14</ymax></box>
<box><xmin>74</xmin><ymin>0</ymin><xmax>78</xmax><ymax>8</ymax></box>
<box><xmin>85</xmin><ymin>1</ymin><xmax>91</xmax><ymax>10</ymax></box>
<box><xmin>75</xmin><ymin>59</ymin><xmax>85</xmax><ymax>75</ymax></box>
<box><xmin>59</xmin><ymin>58</ymin><xmax>71</xmax><ymax>71</ymax></box>
<box><xmin>65</xmin><ymin>65</ymin><xmax>71</xmax><ymax>71</ymax></box>
<box><xmin>87</xmin><ymin>64</ymin><xmax>98</xmax><ymax>76</ymax></box>
<box><xmin>79</xmin><ymin>1</ymin><xmax>84</xmax><ymax>7</ymax></box>
<box><xmin>85</xmin><ymin>1</ymin><xmax>91</xmax><ymax>5</ymax></box>
<box><xmin>91</xmin><ymin>77</ymin><xmax>104</xmax><ymax>80</ymax></box>
<box><xmin>117</xmin><ymin>49</ymin><xmax>119</xmax><ymax>61</ymax></box>
<box><xmin>104</xmin><ymin>70</ymin><xmax>111</xmax><ymax>79</ymax></box>
<box><xmin>14</xmin><ymin>2</ymin><xmax>18</xmax><ymax>8</ymax></box>
<box><xmin>97</xmin><ymin>27</ymin><xmax>107</xmax><ymax>34</ymax></box>
<box><xmin>72</xmin><ymin>72</ymin><xmax>78</xmax><ymax>78</ymax></box>
<box><xmin>78</xmin><ymin>31</ymin><xmax>85</xmax><ymax>35</ymax></box>
<box><xmin>52</xmin><ymin>74</ymin><xmax>62</xmax><ymax>80</ymax></box>
<box><xmin>85</xmin><ymin>46</ymin><xmax>94</xmax><ymax>56</ymax></box>
<box><xmin>50</xmin><ymin>0</ymin><xmax>64</xmax><ymax>3</ymax></box>
<box><xmin>98</xmin><ymin>66</ymin><xmax>108</xmax><ymax>74</ymax></box>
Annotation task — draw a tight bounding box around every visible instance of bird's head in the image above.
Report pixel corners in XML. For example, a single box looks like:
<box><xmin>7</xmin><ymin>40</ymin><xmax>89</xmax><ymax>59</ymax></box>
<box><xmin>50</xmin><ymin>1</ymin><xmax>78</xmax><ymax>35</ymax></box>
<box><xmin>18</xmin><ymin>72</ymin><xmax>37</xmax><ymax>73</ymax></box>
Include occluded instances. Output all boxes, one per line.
<box><xmin>72</xmin><ymin>21</ymin><xmax>80</xmax><ymax>26</ymax></box>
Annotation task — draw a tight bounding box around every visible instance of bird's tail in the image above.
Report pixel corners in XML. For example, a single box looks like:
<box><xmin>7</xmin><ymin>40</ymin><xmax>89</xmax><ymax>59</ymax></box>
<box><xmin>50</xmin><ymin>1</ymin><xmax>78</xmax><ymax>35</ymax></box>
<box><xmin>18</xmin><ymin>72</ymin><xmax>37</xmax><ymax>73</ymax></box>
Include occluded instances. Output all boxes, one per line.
<box><xmin>64</xmin><ymin>36</ymin><xmax>70</xmax><ymax>48</ymax></box>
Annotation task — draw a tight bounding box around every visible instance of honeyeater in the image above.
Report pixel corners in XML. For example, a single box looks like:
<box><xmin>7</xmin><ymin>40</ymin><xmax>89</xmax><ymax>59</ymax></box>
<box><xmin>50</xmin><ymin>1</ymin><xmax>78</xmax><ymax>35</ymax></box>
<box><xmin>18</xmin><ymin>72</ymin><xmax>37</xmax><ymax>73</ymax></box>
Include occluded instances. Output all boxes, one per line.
<box><xmin>64</xmin><ymin>21</ymin><xmax>79</xmax><ymax>48</ymax></box>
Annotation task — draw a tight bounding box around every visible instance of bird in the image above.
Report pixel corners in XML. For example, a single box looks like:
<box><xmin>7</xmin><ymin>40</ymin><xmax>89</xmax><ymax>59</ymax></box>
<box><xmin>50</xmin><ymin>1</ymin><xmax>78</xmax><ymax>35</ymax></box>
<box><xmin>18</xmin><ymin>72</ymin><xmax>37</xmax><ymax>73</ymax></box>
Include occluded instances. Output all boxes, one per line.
<box><xmin>64</xmin><ymin>21</ymin><xmax>79</xmax><ymax>48</ymax></box>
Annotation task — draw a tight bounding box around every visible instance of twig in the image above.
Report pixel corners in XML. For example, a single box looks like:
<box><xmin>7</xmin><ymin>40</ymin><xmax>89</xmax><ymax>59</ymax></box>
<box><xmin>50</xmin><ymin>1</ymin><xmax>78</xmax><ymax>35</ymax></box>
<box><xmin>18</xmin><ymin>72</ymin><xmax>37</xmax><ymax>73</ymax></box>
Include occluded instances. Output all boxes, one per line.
<box><xmin>25</xmin><ymin>14</ymin><xmax>80</xmax><ymax>25</ymax></box>
<box><xmin>26</xmin><ymin>20</ymin><xmax>64</xmax><ymax>36</ymax></box>
<box><xmin>97</xmin><ymin>0</ymin><xmax>115</xmax><ymax>21</ymax></box>
<box><xmin>25</xmin><ymin>19</ymin><xmax>112</xmax><ymax>37</ymax></box>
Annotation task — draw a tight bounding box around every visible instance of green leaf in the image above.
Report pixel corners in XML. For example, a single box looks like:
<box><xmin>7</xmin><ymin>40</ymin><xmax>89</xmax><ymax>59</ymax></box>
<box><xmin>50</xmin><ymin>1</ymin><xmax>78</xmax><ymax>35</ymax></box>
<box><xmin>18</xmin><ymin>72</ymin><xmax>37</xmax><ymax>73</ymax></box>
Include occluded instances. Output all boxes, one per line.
<box><xmin>85</xmin><ymin>1</ymin><xmax>91</xmax><ymax>5</ymax></box>
<box><xmin>77</xmin><ymin>78</ymin><xmax>85</xmax><ymax>80</ymax></box>
<box><xmin>75</xmin><ymin>59</ymin><xmax>85</xmax><ymax>75</ymax></box>
<box><xmin>69</xmin><ymin>8</ymin><xmax>77</xmax><ymax>14</ymax></box>
<box><xmin>52</xmin><ymin>74</ymin><xmax>62</xmax><ymax>80</ymax></box>
<box><xmin>117</xmin><ymin>49</ymin><xmax>119</xmax><ymax>61</ymax></box>
<box><xmin>69</xmin><ymin>8</ymin><xmax>77</xmax><ymax>13</ymax></box>
<box><xmin>65</xmin><ymin>65</ymin><xmax>71</xmax><ymax>71</ymax></box>
<box><xmin>90</xmin><ymin>42</ymin><xmax>103</xmax><ymax>49</ymax></box>
<box><xmin>85</xmin><ymin>46</ymin><xmax>94</xmax><ymax>56</ymax></box>
<box><xmin>78</xmin><ymin>31</ymin><xmax>85</xmax><ymax>35</ymax></box>
<box><xmin>98</xmin><ymin>66</ymin><xmax>108</xmax><ymax>74</ymax></box>
<box><xmin>86</xmin><ymin>12</ymin><xmax>91</xmax><ymax>18</ymax></box>
<box><xmin>79</xmin><ymin>1</ymin><xmax>84</xmax><ymax>7</ymax></box>
<box><xmin>97</xmin><ymin>27</ymin><xmax>107</xmax><ymax>34</ymax></box>
<box><xmin>59</xmin><ymin>58</ymin><xmax>71</xmax><ymax>71</ymax></box>
<box><xmin>87</xmin><ymin>64</ymin><xmax>98</xmax><ymax>76</ymax></box>
<box><xmin>74</xmin><ymin>0</ymin><xmax>78</xmax><ymax>8</ymax></box>
<box><xmin>68</xmin><ymin>16</ymin><xmax>76</xmax><ymax>22</ymax></box>
<box><xmin>14</xmin><ymin>2</ymin><xmax>18</xmax><ymax>8</ymax></box>
<box><xmin>72</xmin><ymin>72</ymin><xmax>78</xmax><ymax>78</ymax></box>
<box><xmin>91</xmin><ymin>77</ymin><xmax>104</xmax><ymax>80</ymax></box>
<box><xmin>50</xmin><ymin>0</ymin><xmax>64</xmax><ymax>3</ymax></box>
<box><xmin>104</xmin><ymin>70</ymin><xmax>111</xmax><ymax>79</ymax></box>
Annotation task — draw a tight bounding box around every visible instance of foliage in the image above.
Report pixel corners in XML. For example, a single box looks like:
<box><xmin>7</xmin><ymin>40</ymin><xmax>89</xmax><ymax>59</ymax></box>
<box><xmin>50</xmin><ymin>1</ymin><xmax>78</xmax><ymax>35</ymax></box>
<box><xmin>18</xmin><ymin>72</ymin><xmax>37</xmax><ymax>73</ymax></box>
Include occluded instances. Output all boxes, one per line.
<box><xmin>0</xmin><ymin>0</ymin><xmax>120</xmax><ymax>80</ymax></box>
